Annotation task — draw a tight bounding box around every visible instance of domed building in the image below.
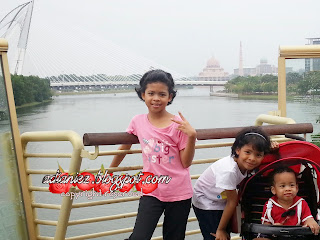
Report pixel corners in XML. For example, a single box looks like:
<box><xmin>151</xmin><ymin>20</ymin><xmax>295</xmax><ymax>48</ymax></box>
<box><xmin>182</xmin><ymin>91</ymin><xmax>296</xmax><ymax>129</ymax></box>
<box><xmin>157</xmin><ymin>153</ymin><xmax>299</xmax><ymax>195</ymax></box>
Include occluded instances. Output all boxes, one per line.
<box><xmin>198</xmin><ymin>56</ymin><xmax>230</xmax><ymax>81</ymax></box>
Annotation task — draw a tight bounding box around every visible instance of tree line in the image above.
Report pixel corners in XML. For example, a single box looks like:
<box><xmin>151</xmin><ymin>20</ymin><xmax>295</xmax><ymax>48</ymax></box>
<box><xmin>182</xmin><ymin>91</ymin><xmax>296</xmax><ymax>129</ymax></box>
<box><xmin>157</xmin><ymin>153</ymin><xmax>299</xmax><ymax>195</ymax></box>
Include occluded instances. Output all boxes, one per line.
<box><xmin>225</xmin><ymin>71</ymin><xmax>320</xmax><ymax>95</ymax></box>
<box><xmin>11</xmin><ymin>75</ymin><xmax>52</xmax><ymax>106</ymax></box>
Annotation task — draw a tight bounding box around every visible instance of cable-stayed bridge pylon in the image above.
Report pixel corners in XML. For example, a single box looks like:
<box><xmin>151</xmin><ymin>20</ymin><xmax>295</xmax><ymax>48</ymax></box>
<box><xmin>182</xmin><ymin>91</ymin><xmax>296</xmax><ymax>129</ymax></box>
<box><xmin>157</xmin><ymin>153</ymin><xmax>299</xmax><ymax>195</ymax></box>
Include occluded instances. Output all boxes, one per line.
<box><xmin>0</xmin><ymin>1</ymin><xmax>226</xmax><ymax>90</ymax></box>
<box><xmin>0</xmin><ymin>1</ymin><xmax>34</xmax><ymax>75</ymax></box>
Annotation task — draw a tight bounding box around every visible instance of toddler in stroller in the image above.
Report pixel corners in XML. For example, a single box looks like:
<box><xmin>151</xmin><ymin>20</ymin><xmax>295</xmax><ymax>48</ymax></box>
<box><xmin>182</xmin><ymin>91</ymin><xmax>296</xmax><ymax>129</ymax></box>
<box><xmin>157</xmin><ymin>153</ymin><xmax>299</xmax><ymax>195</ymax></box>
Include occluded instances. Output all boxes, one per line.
<box><xmin>239</xmin><ymin>141</ymin><xmax>320</xmax><ymax>240</ymax></box>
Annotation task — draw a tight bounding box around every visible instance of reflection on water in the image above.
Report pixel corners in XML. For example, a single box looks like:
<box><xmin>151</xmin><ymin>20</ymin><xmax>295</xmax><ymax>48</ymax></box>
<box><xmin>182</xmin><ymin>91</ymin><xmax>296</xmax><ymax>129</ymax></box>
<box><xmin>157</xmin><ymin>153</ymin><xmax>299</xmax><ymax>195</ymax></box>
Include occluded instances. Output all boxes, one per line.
<box><xmin>3</xmin><ymin>87</ymin><xmax>320</xmax><ymax>239</ymax></box>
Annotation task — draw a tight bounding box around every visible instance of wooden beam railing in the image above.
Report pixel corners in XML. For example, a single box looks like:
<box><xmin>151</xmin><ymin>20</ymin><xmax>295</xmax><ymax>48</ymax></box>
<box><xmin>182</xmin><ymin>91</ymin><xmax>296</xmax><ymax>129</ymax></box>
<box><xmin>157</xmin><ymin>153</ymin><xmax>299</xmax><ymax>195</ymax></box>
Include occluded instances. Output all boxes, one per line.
<box><xmin>83</xmin><ymin>123</ymin><xmax>313</xmax><ymax>146</ymax></box>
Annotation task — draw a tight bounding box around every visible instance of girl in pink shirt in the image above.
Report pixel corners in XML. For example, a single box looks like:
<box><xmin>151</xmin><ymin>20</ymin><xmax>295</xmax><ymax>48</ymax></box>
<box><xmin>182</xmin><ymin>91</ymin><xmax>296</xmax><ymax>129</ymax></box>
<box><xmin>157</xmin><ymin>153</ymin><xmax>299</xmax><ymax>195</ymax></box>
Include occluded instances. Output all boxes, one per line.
<box><xmin>110</xmin><ymin>69</ymin><xmax>197</xmax><ymax>240</ymax></box>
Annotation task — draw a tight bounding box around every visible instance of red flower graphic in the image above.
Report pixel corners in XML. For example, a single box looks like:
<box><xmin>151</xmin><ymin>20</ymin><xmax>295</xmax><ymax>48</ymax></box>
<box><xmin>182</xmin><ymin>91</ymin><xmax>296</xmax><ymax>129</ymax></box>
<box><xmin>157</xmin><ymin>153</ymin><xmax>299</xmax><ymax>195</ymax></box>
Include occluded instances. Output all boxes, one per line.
<box><xmin>76</xmin><ymin>172</ymin><xmax>95</xmax><ymax>191</ymax></box>
<box><xmin>135</xmin><ymin>172</ymin><xmax>158</xmax><ymax>194</ymax></box>
<box><xmin>118</xmin><ymin>175</ymin><xmax>134</xmax><ymax>193</ymax></box>
<box><xmin>49</xmin><ymin>173</ymin><xmax>72</xmax><ymax>194</ymax></box>
<box><xmin>94</xmin><ymin>173</ymin><xmax>115</xmax><ymax>194</ymax></box>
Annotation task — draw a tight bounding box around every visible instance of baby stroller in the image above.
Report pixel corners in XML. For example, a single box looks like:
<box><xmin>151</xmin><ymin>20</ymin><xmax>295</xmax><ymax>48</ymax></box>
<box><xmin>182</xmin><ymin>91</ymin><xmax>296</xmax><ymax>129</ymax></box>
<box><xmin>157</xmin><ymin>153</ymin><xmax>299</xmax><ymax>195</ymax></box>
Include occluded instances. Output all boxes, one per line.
<box><xmin>238</xmin><ymin>140</ymin><xmax>320</xmax><ymax>240</ymax></box>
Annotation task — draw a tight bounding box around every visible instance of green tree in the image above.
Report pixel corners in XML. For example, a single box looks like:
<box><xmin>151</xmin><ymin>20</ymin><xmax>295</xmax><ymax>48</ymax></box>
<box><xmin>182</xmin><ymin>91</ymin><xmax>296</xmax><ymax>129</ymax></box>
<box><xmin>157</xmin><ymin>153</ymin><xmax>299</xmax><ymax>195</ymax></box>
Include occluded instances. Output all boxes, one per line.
<box><xmin>286</xmin><ymin>72</ymin><xmax>302</xmax><ymax>84</ymax></box>
<box><xmin>304</xmin><ymin>71</ymin><xmax>320</xmax><ymax>95</ymax></box>
<box><xmin>261</xmin><ymin>74</ymin><xmax>277</xmax><ymax>84</ymax></box>
<box><xmin>11</xmin><ymin>76</ymin><xmax>26</xmax><ymax>106</ymax></box>
<box><xmin>297</xmin><ymin>78</ymin><xmax>311</xmax><ymax>95</ymax></box>
<box><xmin>11</xmin><ymin>74</ymin><xmax>52</xmax><ymax>106</ymax></box>
<box><xmin>226</xmin><ymin>75</ymin><xmax>276</xmax><ymax>94</ymax></box>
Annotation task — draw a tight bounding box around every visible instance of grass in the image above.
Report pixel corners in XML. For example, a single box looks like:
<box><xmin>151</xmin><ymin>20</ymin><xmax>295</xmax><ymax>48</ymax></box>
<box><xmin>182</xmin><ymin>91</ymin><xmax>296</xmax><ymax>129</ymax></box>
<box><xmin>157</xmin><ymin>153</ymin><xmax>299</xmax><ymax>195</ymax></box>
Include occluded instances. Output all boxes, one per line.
<box><xmin>237</xmin><ymin>94</ymin><xmax>296</xmax><ymax>101</ymax></box>
<box><xmin>238</xmin><ymin>94</ymin><xmax>277</xmax><ymax>100</ymax></box>
<box><xmin>15</xmin><ymin>99</ymin><xmax>53</xmax><ymax>109</ymax></box>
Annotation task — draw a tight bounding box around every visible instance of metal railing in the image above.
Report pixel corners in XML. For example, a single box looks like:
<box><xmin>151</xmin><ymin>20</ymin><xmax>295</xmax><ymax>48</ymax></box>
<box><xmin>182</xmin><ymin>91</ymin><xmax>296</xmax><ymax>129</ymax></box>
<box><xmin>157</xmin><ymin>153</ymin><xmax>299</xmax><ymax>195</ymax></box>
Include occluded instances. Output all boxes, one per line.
<box><xmin>19</xmin><ymin>120</ymin><xmax>313</xmax><ymax>240</ymax></box>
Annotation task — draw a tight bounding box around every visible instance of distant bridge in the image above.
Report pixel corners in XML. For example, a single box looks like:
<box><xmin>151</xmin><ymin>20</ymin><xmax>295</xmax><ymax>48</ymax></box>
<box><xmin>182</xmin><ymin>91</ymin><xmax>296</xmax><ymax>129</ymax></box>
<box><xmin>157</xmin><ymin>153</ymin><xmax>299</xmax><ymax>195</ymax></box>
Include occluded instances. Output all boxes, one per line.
<box><xmin>50</xmin><ymin>80</ymin><xmax>227</xmax><ymax>90</ymax></box>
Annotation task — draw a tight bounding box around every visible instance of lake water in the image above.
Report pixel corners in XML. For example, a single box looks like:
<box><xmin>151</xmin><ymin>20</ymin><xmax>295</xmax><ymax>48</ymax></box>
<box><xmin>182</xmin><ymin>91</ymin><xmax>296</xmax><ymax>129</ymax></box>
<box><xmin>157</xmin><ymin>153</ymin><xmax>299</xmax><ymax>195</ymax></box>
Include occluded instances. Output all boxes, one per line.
<box><xmin>13</xmin><ymin>87</ymin><xmax>320</xmax><ymax>239</ymax></box>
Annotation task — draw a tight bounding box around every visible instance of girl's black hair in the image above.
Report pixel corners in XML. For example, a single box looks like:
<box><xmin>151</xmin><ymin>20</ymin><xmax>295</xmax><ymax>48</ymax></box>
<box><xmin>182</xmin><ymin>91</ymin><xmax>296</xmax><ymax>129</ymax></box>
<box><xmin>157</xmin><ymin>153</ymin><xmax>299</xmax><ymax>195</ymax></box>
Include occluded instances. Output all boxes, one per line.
<box><xmin>231</xmin><ymin>126</ymin><xmax>271</xmax><ymax>158</ymax></box>
<box><xmin>135</xmin><ymin>69</ymin><xmax>177</xmax><ymax>105</ymax></box>
<box><xmin>269</xmin><ymin>166</ymin><xmax>297</xmax><ymax>186</ymax></box>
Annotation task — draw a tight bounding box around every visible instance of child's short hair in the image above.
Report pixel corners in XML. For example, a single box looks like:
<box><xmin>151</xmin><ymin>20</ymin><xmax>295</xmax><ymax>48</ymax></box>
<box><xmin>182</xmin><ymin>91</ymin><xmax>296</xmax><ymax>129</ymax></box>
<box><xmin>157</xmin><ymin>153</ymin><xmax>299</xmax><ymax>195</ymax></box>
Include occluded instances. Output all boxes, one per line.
<box><xmin>269</xmin><ymin>166</ymin><xmax>297</xmax><ymax>186</ymax></box>
<box><xmin>135</xmin><ymin>69</ymin><xmax>177</xmax><ymax>105</ymax></box>
<box><xmin>231</xmin><ymin>126</ymin><xmax>271</xmax><ymax>158</ymax></box>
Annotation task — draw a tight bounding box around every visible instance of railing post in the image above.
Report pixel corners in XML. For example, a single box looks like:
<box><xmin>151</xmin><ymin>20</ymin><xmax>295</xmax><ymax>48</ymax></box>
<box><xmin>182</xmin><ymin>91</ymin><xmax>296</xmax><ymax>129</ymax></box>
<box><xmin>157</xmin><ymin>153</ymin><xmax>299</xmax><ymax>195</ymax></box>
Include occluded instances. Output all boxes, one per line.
<box><xmin>53</xmin><ymin>132</ymin><xmax>84</xmax><ymax>240</ymax></box>
<box><xmin>278</xmin><ymin>56</ymin><xmax>286</xmax><ymax>117</ymax></box>
<box><xmin>20</xmin><ymin>131</ymin><xmax>84</xmax><ymax>240</ymax></box>
<box><xmin>1</xmin><ymin>38</ymin><xmax>36</xmax><ymax>239</ymax></box>
<box><xmin>254</xmin><ymin>114</ymin><xmax>295</xmax><ymax>126</ymax></box>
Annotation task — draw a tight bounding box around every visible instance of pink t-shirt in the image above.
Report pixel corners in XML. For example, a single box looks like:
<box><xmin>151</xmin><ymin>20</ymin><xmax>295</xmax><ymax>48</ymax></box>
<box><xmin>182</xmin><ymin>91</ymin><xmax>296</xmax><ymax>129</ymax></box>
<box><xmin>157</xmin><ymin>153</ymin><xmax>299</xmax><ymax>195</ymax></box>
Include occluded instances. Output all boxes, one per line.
<box><xmin>127</xmin><ymin>114</ymin><xmax>193</xmax><ymax>202</ymax></box>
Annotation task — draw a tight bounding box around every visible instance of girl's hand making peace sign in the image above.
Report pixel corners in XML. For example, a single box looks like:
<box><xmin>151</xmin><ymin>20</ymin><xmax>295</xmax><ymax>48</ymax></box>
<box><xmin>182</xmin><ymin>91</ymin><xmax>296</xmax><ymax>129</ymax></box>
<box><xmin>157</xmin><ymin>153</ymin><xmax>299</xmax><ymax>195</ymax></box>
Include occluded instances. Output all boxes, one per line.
<box><xmin>171</xmin><ymin>112</ymin><xmax>197</xmax><ymax>138</ymax></box>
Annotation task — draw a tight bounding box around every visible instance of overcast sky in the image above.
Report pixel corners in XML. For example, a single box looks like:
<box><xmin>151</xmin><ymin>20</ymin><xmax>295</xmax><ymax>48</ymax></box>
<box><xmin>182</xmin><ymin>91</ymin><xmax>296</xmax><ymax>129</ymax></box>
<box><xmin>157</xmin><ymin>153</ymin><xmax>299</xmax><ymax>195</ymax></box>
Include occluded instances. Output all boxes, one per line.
<box><xmin>1</xmin><ymin>0</ymin><xmax>319</xmax><ymax>77</ymax></box>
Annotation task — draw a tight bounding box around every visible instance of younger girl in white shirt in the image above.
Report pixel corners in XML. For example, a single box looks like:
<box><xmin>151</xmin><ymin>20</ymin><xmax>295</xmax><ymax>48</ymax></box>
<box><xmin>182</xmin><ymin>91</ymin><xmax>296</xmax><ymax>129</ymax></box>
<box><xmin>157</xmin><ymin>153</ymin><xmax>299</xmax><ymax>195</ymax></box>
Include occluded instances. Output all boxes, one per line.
<box><xmin>193</xmin><ymin>127</ymin><xmax>275</xmax><ymax>240</ymax></box>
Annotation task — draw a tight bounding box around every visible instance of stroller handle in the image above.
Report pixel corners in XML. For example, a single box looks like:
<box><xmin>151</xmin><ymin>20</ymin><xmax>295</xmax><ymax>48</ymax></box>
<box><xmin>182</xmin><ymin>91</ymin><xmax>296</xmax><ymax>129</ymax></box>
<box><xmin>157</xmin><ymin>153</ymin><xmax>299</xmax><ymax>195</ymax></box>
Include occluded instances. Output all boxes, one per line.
<box><xmin>242</xmin><ymin>223</ymin><xmax>315</xmax><ymax>236</ymax></box>
<box><xmin>284</xmin><ymin>133</ymin><xmax>306</xmax><ymax>141</ymax></box>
